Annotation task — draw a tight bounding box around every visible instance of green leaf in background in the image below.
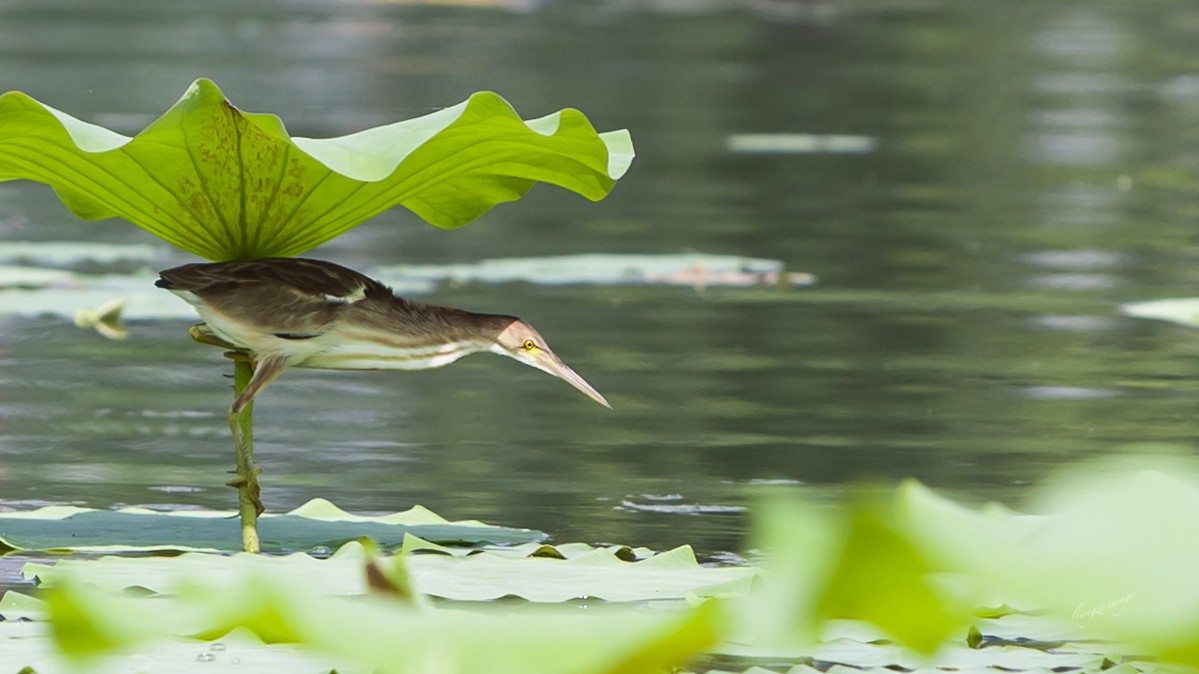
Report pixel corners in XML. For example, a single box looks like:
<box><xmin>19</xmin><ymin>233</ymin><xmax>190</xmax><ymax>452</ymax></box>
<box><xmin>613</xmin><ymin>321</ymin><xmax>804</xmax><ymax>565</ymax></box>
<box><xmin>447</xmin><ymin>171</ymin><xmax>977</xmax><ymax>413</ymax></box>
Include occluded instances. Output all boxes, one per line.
<box><xmin>0</xmin><ymin>498</ymin><xmax>542</xmax><ymax>553</ymax></box>
<box><xmin>0</xmin><ymin>78</ymin><xmax>633</xmax><ymax>260</ymax></box>
<box><xmin>0</xmin><ymin>252</ymin><xmax>814</xmax><ymax>335</ymax></box>
<box><xmin>372</xmin><ymin>253</ymin><xmax>816</xmax><ymax>287</ymax></box>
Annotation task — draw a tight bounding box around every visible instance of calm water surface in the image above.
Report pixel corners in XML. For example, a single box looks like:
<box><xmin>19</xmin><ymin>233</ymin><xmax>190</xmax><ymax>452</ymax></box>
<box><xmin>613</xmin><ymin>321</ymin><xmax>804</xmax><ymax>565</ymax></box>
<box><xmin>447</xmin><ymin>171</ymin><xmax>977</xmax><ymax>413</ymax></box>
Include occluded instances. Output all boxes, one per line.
<box><xmin>2</xmin><ymin>0</ymin><xmax>1199</xmax><ymax>556</ymax></box>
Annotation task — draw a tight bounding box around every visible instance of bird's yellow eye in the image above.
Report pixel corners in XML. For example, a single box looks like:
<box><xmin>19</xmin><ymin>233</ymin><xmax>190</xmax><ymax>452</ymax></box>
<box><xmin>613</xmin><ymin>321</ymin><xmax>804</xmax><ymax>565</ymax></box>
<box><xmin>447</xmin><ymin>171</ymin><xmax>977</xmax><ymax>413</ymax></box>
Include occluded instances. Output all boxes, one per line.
<box><xmin>523</xmin><ymin>339</ymin><xmax>537</xmax><ymax>351</ymax></box>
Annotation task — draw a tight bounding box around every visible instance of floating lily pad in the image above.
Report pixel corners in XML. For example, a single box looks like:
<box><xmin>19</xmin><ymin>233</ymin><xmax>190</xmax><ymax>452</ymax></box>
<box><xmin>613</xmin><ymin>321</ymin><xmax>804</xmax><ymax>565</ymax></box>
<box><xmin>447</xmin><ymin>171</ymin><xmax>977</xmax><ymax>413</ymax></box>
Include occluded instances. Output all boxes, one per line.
<box><xmin>399</xmin><ymin>535</ymin><xmax>655</xmax><ymax>560</ymax></box>
<box><xmin>0</xmin><ymin>268</ymin><xmax>432</xmax><ymax>320</ymax></box>
<box><xmin>1121</xmin><ymin>298</ymin><xmax>1199</xmax><ymax>328</ymax></box>
<box><xmin>0</xmin><ymin>241</ymin><xmax>158</xmax><ymax>267</ymax></box>
<box><xmin>0</xmin><ymin>253</ymin><xmax>810</xmax><ymax>325</ymax></box>
<box><xmin>0</xmin><ymin>499</ymin><xmax>542</xmax><ymax>553</ymax></box>
<box><xmin>724</xmin><ymin>133</ymin><xmax>877</xmax><ymax>155</ymax></box>
<box><xmin>0</xmin><ymin>264</ymin><xmax>76</xmax><ymax>288</ymax></box>
<box><xmin>406</xmin><ymin>542</ymin><xmax>756</xmax><ymax>602</ymax></box>
<box><xmin>713</xmin><ymin>636</ymin><xmax>1118</xmax><ymax>672</ymax></box>
<box><xmin>0</xmin><ymin>586</ymin><xmax>45</xmax><ymax>621</ymax></box>
<box><xmin>373</xmin><ymin>253</ymin><xmax>815</xmax><ymax>288</ymax></box>
<box><xmin>24</xmin><ymin>539</ymin><xmax>757</xmax><ymax>604</ymax></box>
<box><xmin>0</xmin><ymin>621</ymin><xmax>357</xmax><ymax>674</ymax></box>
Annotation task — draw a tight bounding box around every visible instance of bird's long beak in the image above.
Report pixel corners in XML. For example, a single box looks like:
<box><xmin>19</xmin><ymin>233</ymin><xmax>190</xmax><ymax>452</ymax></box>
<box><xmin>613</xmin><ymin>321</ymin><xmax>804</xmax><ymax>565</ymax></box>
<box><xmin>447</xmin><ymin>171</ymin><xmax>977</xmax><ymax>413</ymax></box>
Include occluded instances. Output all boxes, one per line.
<box><xmin>525</xmin><ymin>350</ymin><xmax>611</xmax><ymax>409</ymax></box>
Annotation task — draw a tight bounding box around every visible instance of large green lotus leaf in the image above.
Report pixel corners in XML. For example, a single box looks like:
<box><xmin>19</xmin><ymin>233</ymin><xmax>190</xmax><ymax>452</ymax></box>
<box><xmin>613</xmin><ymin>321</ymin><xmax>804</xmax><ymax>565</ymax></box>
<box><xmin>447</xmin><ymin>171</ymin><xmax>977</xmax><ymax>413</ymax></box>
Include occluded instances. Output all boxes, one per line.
<box><xmin>0</xmin><ymin>498</ymin><xmax>541</xmax><ymax>553</ymax></box>
<box><xmin>44</xmin><ymin>571</ymin><xmax>719</xmax><ymax>674</ymax></box>
<box><xmin>0</xmin><ymin>78</ymin><xmax>633</xmax><ymax>260</ymax></box>
<box><xmin>25</xmin><ymin>540</ymin><xmax>757</xmax><ymax>604</ymax></box>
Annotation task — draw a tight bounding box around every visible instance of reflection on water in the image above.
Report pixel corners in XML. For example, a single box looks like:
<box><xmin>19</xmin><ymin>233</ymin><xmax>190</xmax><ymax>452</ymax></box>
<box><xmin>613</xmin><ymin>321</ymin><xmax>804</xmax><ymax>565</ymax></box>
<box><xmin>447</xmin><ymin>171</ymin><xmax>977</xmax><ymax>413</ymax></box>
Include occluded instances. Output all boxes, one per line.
<box><xmin>4</xmin><ymin>0</ymin><xmax>1199</xmax><ymax>556</ymax></box>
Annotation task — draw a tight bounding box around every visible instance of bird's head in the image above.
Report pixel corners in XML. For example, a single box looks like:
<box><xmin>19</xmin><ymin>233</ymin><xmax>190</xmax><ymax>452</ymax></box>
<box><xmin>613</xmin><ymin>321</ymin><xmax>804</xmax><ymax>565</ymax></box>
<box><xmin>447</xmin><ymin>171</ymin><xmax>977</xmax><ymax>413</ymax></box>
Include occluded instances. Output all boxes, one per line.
<box><xmin>488</xmin><ymin>318</ymin><xmax>611</xmax><ymax>409</ymax></box>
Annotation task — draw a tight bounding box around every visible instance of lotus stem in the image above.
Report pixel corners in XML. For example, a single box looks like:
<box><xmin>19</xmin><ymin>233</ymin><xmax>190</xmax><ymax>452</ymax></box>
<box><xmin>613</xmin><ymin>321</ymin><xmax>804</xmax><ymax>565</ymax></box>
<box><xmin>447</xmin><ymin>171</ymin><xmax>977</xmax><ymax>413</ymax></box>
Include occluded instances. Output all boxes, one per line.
<box><xmin>229</xmin><ymin>358</ymin><xmax>262</xmax><ymax>553</ymax></box>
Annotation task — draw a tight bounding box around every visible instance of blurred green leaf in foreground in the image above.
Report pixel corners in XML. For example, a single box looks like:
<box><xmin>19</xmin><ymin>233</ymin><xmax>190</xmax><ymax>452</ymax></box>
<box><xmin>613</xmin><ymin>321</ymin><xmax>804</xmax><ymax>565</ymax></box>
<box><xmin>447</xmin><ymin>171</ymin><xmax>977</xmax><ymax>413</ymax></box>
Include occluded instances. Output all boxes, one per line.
<box><xmin>750</xmin><ymin>457</ymin><xmax>1199</xmax><ymax>668</ymax></box>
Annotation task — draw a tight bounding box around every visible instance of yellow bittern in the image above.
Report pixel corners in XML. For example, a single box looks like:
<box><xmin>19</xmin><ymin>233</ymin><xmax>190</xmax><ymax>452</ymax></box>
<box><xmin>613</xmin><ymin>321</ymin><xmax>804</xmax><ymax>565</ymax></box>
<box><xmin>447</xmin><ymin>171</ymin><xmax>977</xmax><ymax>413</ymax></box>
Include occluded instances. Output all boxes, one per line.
<box><xmin>155</xmin><ymin>257</ymin><xmax>611</xmax><ymax>412</ymax></box>
<box><xmin>156</xmin><ymin>257</ymin><xmax>609</xmax><ymax>521</ymax></box>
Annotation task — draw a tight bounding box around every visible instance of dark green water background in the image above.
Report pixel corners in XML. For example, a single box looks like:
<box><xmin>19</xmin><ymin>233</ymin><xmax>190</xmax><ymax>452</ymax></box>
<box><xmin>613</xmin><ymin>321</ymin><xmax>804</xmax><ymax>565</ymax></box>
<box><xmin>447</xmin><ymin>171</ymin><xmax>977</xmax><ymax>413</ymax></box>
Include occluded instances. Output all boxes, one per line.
<box><xmin>2</xmin><ymin>0</ymin><xmax>1199</xmax><ymax>556</ymax></box>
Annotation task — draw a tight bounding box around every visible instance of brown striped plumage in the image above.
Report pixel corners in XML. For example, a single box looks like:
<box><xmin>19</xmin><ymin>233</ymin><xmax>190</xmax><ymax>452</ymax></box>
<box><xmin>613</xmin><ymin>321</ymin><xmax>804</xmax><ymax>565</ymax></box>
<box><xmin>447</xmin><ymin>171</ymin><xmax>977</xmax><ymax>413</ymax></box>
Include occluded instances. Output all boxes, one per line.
<box><xmin>156</xmin><ymin>257</ymin><xmax>610</xmax><ymax>412</ymax></box>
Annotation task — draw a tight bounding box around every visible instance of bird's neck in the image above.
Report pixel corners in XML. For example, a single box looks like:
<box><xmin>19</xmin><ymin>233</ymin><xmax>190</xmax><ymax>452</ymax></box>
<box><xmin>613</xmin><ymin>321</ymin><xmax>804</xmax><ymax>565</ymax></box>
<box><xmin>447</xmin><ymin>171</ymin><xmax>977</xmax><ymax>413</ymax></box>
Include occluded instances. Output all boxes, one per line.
<box><xmin>387</xmin><ymin>297</ymin><xmax>517</xmax><ymax>346</ymax></box>
<box><xmin>297</xmin><ymin>300</ymin><xmax>514</xmax><ymax>371</ymax></box>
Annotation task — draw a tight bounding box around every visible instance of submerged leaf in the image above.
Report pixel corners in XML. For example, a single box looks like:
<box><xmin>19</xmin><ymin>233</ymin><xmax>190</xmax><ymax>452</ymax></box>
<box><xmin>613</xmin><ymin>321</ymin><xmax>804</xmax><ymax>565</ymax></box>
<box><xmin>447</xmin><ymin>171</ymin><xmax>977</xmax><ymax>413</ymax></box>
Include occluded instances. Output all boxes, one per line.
<box><xmin>0</xmin><ymin>78</ymin><xmax>633</xmax><ymax>260</ymax></box>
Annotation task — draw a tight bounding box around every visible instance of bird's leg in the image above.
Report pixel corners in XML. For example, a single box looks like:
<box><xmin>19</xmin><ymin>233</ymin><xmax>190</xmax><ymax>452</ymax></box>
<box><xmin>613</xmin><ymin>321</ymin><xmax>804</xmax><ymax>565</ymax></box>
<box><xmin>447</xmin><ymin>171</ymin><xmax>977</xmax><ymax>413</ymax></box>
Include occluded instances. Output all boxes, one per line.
<box><xmin>226</xmin><ymin>355</ymin><xmax>288</xmax><ymax>552</ymax></box>
<box><xmin>227</xmin><ymin>356</ymin><xmax>288</xmax><ymax>502</ymax></box>
<box><xmin>189</xmin><ymin>323</ymin><xmax>260</xmax><ymax>367</ymax></box>
<box><xmin>231</xmin><ymin>355</ymin><xmax>288</xmax><ymax>415</ymax></box>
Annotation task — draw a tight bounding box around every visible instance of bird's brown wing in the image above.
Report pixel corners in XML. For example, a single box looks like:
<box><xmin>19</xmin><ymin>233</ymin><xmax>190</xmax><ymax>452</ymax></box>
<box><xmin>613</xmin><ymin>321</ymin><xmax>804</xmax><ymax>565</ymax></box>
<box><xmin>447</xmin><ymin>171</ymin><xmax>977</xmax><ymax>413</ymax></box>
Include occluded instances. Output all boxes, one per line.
<box><xmin>158</xmin><ymin>258</ymin><xmax>379</xmax><ymax>298</ymax></box>
<box><xmin>157</xmin><ymin>258</ymin><xmax>388</xmax><ymax>336</ymax></box>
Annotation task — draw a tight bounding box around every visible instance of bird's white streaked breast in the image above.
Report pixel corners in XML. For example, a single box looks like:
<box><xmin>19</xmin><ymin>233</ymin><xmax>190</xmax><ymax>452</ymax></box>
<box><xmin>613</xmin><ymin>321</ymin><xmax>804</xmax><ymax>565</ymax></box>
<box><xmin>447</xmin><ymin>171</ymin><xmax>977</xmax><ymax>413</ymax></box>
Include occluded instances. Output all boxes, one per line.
<box><xmin>298</xmin><ymin>339</ymin><xmax>481</xmax><ymax>370</ymax></box>
<box><xmin>185</xmin><ymin>304</ymin><xmax>327</xmax><ymax>363</ymax></box>
<box><xmin>190</xmin><ymin>304</ymin><xmax>263</xmax><ymax>351</ymax></box>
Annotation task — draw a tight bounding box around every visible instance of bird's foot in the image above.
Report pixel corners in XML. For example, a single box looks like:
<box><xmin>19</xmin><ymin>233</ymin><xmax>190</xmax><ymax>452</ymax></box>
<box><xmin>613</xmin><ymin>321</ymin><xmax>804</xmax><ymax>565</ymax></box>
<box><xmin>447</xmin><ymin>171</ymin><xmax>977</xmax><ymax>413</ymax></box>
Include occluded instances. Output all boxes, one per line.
<box><xmin>187</xmin><ymin>323</ymin><xmax>254</xmax><ymax>363</ymax></box>
<box><xmin>188</xmin><ymin>323</ymin><xmax>233</xmax><ymax>348</ymax></box>
<box><xmin>227</xmin><ymin>403</ymin><xmax>265</xmax><ymax>517</ymax></box>
<box><xmin>227</xmin><ymin>468</ymin><xmax>265</xmax><ymax>516</ymax></box>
